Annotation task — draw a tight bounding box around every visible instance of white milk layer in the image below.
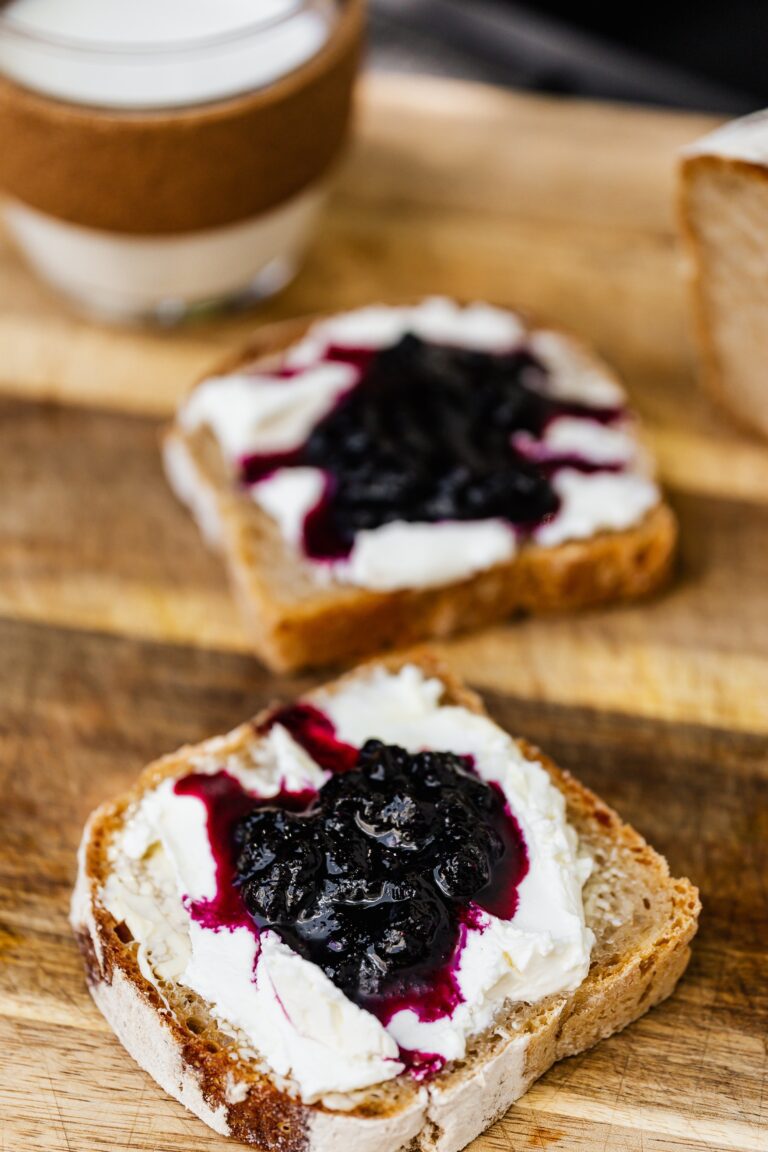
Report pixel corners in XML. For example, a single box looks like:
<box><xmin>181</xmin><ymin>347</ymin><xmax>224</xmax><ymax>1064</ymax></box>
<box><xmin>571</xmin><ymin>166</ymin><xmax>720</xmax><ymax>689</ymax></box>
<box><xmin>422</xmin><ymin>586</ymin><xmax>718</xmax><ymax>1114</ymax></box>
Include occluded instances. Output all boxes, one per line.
<box><xmin>180</xmin><ymin>299</ymin><xmax>660</xmax><ymax>591</ymax></box>
<box><xmin>0</xmin><ymin>0</ymin><xmax>333</xmax><ymax>108</ymax></box>
<box><xmin>3</xmin><ymin>184</ymin><xmax>326</xmax><ymax>321</ymax></box>
<box><xmin>101</xmin><ymin>664</ymin><xmax>594</xmax><ymax>1103</ymax></box>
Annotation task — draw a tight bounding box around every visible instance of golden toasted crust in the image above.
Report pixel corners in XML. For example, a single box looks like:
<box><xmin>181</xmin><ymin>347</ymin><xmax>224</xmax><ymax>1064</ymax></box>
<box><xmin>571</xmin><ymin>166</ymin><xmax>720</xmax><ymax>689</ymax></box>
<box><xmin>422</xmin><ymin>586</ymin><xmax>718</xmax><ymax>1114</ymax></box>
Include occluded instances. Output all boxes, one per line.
<box><xmin>164</xmin><ymin>313</ymin><xmax>677</xmax><ymax>672</ymax></box>
<box><xmin>71</xmin><ymin>653</ymin><xmax>700</xmax><ymax>1151</ymax></box>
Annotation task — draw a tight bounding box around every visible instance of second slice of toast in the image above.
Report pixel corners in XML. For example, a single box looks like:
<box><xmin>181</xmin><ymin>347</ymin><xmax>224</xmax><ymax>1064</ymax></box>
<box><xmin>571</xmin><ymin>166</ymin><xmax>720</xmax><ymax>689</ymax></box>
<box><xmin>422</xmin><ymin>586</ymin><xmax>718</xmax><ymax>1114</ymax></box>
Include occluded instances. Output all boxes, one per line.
<box><xmin>164</xmin><ymin>301</ymin><xmax>677</xmax><ymax>671</ymax></box>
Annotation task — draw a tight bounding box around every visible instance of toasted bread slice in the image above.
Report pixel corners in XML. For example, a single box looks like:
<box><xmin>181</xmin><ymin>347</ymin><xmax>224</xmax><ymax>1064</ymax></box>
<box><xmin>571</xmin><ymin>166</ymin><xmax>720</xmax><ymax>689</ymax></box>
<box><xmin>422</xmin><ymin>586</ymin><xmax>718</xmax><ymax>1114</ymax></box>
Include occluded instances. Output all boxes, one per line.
<box><xmin>72</xmin><ymin>654</ymin><xmax>699</xmax><ymax>1152</ymax></box>
<box><xmin>163</xmin><ymin>305</ymin><xmax>677</xmax><ymax>672</ymax></box>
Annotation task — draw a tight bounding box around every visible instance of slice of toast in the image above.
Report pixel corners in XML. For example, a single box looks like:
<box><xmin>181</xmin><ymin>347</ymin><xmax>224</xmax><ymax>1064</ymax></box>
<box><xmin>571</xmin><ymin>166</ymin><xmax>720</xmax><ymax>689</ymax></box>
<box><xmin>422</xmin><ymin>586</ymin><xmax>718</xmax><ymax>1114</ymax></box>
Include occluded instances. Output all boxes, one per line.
<box><xmin>163</xmin><ymin>305</ymin><xmax>677</xmax><ymax>672</ymax></box>
<box><xmin>680</xmin><ymin>112</ymin><xmax>768</xmax><ymax>438</ymax></box>
<box><xmin>72</xmin><ymin>654</ymin><xmax>700</xmax><ymax>1152</ymax></box>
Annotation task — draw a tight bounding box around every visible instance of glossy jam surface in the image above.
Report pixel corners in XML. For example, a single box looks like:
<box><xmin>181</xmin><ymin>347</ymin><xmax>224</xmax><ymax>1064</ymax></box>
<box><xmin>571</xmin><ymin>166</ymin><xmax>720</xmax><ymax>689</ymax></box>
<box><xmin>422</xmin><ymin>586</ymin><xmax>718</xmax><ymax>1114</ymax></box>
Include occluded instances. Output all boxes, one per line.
<box><xmin>241</xmin><ymin>335</ymin><xmax>623</xmax><ymax>559</ymax></box>
<box><xmin>234</xmin><ymin>739</ymin><xmax>528</xmax><ymax>1013</ymax></box>
<box><xmin>174</xmin><ymin>771</ymin><xmax>315</xmax><ymax>940</ymax></box>
<box><xmin>173</xmin><ymin>706</ymin><xmax>529</xmax><ymax>1051</ymax></box>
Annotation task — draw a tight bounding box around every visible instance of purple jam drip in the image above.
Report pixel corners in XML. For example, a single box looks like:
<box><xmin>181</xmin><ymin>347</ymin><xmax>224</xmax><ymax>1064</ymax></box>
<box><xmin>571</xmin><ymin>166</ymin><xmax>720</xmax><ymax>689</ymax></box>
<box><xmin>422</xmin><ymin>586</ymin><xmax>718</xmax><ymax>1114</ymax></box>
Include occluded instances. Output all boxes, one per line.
<box><xmin>371</xmin><ymin>914</ymin><xmax>470</xmax><ymax>1027</ymax></box>
<box><xmin>473</xmin><ymin>785</ymin><xmax>528</xmax><ymax>921</ymax></box>
<box><xmin>256</xmin><ymin>701</ymin><xmax>358</xmax><ymax>773</ymax></box>
<box><xmin>272</xmin><ymin>344</ymin><xmax>379</xmax><ymax>376</ymax></box>
<box><xmin>302</xmin><ymin>477</ymin><xmax>351</xmax><ymax>561</ymax></box>
<box><xmin>325</xmin><ymin>343</ymin><xmax>379</xmax><ymax>373</ymax></box>
<box><xmin>240</xmin><ymin>447</ymin><xmax>303</xmax><ymax>485</ymax></box>
<box><xmin>539</xmin><ymin>399</ymin><xmax>623</xmax><ymax>428</ymax></box>
<box><xmin>536</xmin><ymin>456</ymin><xmax>624</xmax><ymax>477</ymax></box>
<box><xmin>173</xmin><ymin>771</ymin><xmax>261</xmax><ymax>936</ymax></box>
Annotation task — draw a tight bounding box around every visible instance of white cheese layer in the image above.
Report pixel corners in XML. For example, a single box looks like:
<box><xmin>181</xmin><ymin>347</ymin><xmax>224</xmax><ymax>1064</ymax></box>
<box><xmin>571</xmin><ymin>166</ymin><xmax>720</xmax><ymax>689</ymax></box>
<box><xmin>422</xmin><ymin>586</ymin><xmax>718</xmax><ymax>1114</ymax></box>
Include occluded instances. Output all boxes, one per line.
<box><xmin>512</xmin><ymin>415</ymin><xmax>640</xmax><ymax>466</ymax></box>
<box><xmin>180</xmin><ymin>363</ymin><xmax>357</xmax><ymax>462</ymax></box>
<box><xmin>253</xmin><ymin>469</ymin><xmax>519</xmax><ymax>591</ymax></box>
<box><xmin>336</xmin><ymin>519</ymin><xmax>517</xmax><ymax>592</ymax></box>
<box><xmin>179</xmin><ymin>299</ymin><xmax>660</xmax><ymax>591</ymax></box>
<box><xmin>102</xmin><ymin>665</ymin><xmax>593</xmax><ymax>1102</ymax></box>
<box><xmin>533</xmin><ymin>470</ymin><xmax>659</xmax><ymax>548</ymax></box>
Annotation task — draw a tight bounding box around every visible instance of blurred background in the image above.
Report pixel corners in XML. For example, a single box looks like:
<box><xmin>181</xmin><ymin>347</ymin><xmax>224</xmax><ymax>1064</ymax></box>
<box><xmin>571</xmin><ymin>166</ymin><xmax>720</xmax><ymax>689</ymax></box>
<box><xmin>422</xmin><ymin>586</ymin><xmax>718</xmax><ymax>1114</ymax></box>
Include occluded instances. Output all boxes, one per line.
<box><xmin>370</xmin><ymin>0</ymin><xmax>763</xmax><ymax>114</ymax></box>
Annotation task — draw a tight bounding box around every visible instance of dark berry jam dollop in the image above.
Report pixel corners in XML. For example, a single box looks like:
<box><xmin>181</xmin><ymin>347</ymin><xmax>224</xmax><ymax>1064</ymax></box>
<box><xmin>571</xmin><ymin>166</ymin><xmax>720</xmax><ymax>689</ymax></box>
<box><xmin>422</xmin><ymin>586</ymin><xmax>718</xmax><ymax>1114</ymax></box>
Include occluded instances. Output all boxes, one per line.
<box><xmin>233</xmin><ymin>740</ymin><xmax>528</xmax><ymax>1013</ymax></box>
<box><xmin>241</xmin><ymin>335</ymin><xmax>623</xmax><ymax>559</ymax></box>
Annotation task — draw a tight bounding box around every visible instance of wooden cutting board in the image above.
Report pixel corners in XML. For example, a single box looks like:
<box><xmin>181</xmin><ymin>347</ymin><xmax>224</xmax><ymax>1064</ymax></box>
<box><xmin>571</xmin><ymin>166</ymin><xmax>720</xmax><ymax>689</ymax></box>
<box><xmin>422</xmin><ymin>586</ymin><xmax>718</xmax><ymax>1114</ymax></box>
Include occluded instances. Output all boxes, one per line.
<box><xmin>0</xmin><ymin>73</ymin><xmax>766</xmax><ymax>1152</ymax></box>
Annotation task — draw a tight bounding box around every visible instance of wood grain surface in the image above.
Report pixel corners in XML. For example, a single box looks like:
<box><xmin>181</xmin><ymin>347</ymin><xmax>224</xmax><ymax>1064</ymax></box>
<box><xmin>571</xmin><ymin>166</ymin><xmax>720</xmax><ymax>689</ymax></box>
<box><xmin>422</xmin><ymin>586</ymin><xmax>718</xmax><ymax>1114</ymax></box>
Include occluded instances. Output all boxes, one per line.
<box><xmin>0</xmin><ymin>73</ymin><xmax>766</xmax><ymax>1152</ymax></box>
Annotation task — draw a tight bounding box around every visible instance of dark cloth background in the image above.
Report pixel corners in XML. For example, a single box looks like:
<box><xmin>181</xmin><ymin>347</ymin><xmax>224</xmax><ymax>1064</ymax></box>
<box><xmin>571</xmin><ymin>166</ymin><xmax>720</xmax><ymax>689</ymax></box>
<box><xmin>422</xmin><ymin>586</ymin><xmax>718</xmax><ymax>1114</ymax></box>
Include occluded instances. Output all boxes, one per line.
<box><xmin>370</xmin><ymin>1</ymin><xmax>765</xmax><ymax>113</ymax></box>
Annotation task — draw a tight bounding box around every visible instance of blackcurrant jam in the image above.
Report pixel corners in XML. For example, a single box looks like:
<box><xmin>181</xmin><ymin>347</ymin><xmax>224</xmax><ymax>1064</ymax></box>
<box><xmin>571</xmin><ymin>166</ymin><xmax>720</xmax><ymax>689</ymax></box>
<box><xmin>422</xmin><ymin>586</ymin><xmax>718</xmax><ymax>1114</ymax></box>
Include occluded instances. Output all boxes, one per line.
<box><xmin>173</xmin><ymin>709</ymin><xmax>530</xmax><ymax>1078</ymax></box>
<box><xmin>240</xmin><ymin>334</ymin><xmax>624</xmax><ymax>559</ymax></box>
<box><xmin>232</xmin><ymin>739</ymin><xmax>528</xmax><ymax>1017</ymax></box>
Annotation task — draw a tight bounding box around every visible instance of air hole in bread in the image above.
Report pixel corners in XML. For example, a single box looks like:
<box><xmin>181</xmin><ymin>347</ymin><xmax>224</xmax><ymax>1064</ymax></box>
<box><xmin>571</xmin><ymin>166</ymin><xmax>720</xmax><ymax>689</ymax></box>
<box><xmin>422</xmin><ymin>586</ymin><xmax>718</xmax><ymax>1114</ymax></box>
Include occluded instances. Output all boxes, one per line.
<box><xmin>114</xmin><ymin>921</ymin><xmax>133</xmax><ymax>945</ymax></box>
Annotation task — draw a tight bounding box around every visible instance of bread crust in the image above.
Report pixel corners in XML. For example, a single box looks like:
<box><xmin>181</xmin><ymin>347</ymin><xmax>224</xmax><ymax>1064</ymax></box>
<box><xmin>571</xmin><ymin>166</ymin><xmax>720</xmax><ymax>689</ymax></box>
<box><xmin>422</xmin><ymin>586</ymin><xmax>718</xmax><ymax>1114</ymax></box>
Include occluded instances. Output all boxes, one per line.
<box><xmin>71</xmin><ymin>653</ymin><xmax>700</xmax><ymax>1152</ymax></box>
<box><xmin>164</xmin><ymin>310</ymin><xmax>677</xmax><ymax>671</ymax></box>
<box><xmin>678</xmin><ymin>154</ymin><xmax>735</xmax><ymax>429</ymax></box>
<box><xmin>679</xmin><ymin>151</ymin><xmax>768</xmax><ymax>437</ymax></box>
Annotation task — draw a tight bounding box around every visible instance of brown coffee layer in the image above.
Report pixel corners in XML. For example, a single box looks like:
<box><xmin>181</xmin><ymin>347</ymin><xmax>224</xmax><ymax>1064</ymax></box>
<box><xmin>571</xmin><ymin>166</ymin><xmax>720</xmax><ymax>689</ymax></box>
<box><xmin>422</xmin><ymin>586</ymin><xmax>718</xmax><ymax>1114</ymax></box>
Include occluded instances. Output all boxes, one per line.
<box><xmin>0</xmin><ymin>0</ymin><xmax>363</xmax><ymax>235</ymax></box>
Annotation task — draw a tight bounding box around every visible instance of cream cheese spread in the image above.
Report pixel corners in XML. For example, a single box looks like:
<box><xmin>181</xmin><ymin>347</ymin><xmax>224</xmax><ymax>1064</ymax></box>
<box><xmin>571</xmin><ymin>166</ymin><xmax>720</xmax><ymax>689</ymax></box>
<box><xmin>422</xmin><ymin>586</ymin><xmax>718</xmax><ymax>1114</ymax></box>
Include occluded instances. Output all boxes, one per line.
<box><xmin>179</xmin><ymin>299</ymin><xmax>660</xmax><ymax>592</ymax></box>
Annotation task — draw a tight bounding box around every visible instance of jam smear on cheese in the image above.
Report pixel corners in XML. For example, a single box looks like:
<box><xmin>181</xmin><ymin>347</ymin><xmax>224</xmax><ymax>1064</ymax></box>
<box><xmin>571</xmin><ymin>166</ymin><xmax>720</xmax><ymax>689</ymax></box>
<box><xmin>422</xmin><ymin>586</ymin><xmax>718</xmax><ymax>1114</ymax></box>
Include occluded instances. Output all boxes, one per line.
<box><xmin>175</xmin><ymin>702</ymin><xmax>528</xmax><ymax>1067</ymax></box>
<box><xmin>240</xmin><ymin>334</ymin><xmax>623</xmax><ymax>559</ymax></box>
